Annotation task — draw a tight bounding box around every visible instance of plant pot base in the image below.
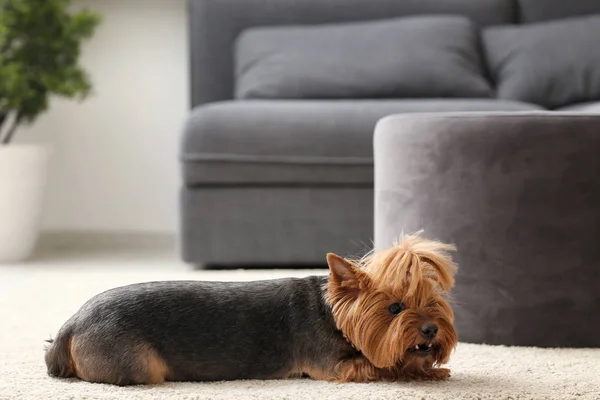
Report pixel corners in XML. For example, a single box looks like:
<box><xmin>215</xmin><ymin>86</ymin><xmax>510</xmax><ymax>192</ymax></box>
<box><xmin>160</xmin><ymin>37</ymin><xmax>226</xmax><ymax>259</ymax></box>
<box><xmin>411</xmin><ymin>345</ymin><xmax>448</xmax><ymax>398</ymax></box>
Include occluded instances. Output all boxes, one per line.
<box><xmin>0</xmin><ymin>145</ymin><xmax>49</xmax><ymax>263</ymax></box>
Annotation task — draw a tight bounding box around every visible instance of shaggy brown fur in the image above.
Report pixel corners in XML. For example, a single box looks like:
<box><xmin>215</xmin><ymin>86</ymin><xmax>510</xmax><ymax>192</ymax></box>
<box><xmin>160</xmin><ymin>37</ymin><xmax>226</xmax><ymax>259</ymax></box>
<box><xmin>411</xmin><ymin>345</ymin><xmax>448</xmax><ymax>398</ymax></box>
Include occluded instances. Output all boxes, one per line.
<box><xmin>45</xmin><ymin>232</ymin><xmax>458</xmax><ymax>385</ymax></box>
<box><xmin>325</xmin><ymin>232</ymin><xmax>458</xmax><ymax>380</ymax></box>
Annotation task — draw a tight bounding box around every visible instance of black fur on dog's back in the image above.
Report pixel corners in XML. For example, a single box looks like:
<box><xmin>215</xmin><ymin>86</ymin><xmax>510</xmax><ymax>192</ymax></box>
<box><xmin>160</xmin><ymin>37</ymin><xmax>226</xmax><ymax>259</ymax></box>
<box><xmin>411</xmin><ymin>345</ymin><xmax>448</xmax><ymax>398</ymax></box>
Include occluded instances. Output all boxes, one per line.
<box><xmin>45</xmin><ymin>276</ymin><xmax>357</xmax><ymax>383</ymax></box>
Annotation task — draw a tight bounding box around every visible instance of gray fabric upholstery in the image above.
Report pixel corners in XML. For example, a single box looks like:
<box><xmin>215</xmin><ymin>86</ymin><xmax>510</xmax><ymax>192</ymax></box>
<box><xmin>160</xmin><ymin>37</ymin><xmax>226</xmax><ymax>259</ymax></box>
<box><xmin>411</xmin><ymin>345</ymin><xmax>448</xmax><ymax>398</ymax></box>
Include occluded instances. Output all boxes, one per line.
<box><xmin>483</xmin><ymin>16</ymin><xmax>600</xmax><ymax>109</ymax></box>
<box><xmin>374</xmin><ymin>112</ymin><xmax>600</xmax><ymax>347</ymax></box>
<box><xmin>557</xmin><ymin>102</ymin><xmax>600</xmax><ymax>113</ymax></box>
<box><xmin>188</xmin><ymin>0</ymin><xmax>517</xmax><ymax>107</ymax></box>
<box><xmin>181</xmin><ymin>100</ymin><xmax>542</xmax><ymax>185</ymax></box>
<box><xmin>180</xmin><ymin>187</ymin><xmax>374</xmax><ymax>266</ymax></box>
<box><xmin>235</xmin><ymin>16</ymin><xmax>493</xmax><ymax>100</ymax></box>
<box><xmin>518</xmin><ymin>0</ymin><xmax>600</xmax><ymax>23</ymax></box>
<box><xmin>181</xmin><ymin>0</ymin><xmax>598</xmax><ymax>267</ymax></box>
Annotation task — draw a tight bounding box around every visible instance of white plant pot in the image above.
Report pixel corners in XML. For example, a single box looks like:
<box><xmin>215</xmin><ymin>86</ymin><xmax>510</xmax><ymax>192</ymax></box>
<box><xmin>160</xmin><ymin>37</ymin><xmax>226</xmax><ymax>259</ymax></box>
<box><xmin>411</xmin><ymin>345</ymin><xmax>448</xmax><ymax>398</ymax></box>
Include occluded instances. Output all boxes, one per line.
<box><xmin>0</xmin><ymin>145</ymin><xmax>50</xmax><ymax>262</ymax></box>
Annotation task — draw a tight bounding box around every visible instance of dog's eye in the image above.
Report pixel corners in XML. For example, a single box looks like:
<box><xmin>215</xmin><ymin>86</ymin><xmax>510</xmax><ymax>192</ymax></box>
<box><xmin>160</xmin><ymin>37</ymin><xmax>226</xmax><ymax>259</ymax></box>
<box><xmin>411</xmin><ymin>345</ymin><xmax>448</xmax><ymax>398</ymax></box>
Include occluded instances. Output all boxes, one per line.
<box><xmin>388</xmin><ymin>303</ymin><xmax>405</xmax><ymax>315</ymax></box>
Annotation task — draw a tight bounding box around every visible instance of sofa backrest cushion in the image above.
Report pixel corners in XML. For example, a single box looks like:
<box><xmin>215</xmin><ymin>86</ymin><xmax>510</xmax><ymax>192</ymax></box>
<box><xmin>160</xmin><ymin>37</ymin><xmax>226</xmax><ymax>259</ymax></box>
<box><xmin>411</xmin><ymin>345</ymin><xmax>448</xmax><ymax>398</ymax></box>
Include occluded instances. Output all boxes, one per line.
<box><xmin>483</xmin><ymin>15</ymin><xmax>600</xmax><ymax>108</ymax></box>
<box><xmin>518</xmin><ymin>0</ymin><xmax>600</xmax><ymax>23</ymax></box>
<box><xmin>189</xmin><ymin>0</ymin><xmax>517</xmax><ymax>107</ymax></box>
<box><xmin>235</xmin><ymin>16</ymin><xmax>493</xmax><ymax>100</ymax></box>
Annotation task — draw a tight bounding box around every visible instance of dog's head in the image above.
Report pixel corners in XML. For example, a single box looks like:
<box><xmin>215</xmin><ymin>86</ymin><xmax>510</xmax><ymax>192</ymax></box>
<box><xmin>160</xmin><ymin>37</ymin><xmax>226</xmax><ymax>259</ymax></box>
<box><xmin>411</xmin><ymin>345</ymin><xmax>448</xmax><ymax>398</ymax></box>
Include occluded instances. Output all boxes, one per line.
<box><xmin>325</xmin><ymin>233</ymin><xmax>458</xmax><ymax>371</ymax></box>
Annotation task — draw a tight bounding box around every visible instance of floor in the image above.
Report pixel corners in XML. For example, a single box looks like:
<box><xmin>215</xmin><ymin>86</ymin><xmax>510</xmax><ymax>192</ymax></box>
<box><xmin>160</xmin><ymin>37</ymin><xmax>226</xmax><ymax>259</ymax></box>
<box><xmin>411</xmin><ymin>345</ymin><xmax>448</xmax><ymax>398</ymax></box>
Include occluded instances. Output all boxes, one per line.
<box><xmin>1</xmin><ymin>244</ymin><xmax>599</xmax><ymax>400</ymax></box>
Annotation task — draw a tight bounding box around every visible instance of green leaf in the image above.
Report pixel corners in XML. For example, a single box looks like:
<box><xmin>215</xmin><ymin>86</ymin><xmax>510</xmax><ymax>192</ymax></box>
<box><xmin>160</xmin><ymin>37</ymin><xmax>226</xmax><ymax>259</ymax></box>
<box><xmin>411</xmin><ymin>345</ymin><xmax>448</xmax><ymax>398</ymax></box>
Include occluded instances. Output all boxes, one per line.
<box><xmin>0</xmin><ymin>0</ymin><xmax>102</xmax><ymax>134</ymax></box>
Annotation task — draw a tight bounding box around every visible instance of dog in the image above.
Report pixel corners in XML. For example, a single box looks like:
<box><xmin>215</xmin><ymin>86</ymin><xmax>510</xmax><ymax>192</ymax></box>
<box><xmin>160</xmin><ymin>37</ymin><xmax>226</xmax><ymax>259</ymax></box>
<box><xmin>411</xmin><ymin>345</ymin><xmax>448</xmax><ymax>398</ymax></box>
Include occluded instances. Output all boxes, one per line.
<box><xmin>45</xmin><ymin>233</ymin><xmax>458</xmax><ymax>385</ymax></box>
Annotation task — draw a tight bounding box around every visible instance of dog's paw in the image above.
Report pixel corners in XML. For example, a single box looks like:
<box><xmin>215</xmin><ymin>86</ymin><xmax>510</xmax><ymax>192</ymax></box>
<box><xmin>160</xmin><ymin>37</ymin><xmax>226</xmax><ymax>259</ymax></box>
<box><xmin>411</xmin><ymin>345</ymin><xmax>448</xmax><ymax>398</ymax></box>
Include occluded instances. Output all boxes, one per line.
<box><xmin>425</xmin><ymin>368</ymin><xmax>451</xmax><ymax>381</ymax></box>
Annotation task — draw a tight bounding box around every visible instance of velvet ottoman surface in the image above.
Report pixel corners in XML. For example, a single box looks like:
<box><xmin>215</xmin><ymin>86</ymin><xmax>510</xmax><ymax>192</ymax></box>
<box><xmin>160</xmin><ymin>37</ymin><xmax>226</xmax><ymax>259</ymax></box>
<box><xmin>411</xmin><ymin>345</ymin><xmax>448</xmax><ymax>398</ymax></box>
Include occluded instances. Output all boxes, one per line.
<box><xmin>374</xmin><ymin>112</ymin><xmax>600</xmax><ymax>347</ymax></box>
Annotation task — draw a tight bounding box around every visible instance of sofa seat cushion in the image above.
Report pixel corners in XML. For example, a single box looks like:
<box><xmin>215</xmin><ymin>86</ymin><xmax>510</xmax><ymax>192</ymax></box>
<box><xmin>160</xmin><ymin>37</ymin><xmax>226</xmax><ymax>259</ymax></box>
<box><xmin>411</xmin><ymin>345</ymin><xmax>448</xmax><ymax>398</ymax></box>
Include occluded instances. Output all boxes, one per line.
<box><xmin>181</xmin><ymin>100</ymin><xmax>544</xmax><ymax>185</ymax></box>
<box><xmin>557</xmin><ymin>102</ymin><xmax>600</xmax><ymax>113</ymax></box>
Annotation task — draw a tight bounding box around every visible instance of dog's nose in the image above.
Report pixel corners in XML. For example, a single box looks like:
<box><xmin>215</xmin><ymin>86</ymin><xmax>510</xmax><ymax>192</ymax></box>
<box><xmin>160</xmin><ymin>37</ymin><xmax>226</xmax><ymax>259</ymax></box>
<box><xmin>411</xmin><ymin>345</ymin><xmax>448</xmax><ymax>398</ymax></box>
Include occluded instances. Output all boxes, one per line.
<box><xmin>421</xmin><ymin>323</ymin><xmax>438</xmax><ymax>339</ymax></box>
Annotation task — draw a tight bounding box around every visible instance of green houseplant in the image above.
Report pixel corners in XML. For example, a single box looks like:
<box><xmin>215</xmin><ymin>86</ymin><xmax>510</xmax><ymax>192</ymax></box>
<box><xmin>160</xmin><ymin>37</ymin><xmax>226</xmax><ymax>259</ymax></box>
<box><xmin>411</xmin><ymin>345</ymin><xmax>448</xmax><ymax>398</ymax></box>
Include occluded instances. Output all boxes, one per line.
<box><xmin>0</xmin><ymin>0</ymin><xmax>101</xmax><ymax>262</ymax></box>
<box><xmin>0</xmin><ymin>0</ymin><xmax>101</xmax><ymax>144</ymax></box>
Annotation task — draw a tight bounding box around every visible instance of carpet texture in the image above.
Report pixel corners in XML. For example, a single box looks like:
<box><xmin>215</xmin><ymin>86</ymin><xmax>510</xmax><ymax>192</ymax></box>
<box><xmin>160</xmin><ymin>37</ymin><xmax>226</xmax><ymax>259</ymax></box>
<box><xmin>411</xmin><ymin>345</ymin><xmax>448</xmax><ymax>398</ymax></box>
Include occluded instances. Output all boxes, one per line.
<box><xmin>1</xmin><ymin>267</ymin><xmax>599</xmax><ymax>400</ymax></box>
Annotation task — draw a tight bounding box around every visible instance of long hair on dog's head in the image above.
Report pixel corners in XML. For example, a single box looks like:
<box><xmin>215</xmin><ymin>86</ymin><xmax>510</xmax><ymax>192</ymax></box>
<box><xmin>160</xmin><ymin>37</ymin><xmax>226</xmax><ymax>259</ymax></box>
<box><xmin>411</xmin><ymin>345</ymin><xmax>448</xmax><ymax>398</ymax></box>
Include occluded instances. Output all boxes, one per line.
<box><xmin>325</xmin><ymin>233</ymin><xmax>458</xmax><ymax>371</ymax></box>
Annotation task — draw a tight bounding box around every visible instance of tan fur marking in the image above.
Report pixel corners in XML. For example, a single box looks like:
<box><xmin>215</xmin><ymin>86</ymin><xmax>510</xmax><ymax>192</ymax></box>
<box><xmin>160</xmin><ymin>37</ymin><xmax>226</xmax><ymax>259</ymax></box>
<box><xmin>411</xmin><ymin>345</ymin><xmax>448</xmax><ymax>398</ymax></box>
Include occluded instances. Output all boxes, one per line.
<box><xmin>142</xmin><ymin>348</ymin><xmax>169</xmax><ymax>384</ymax></box>
<box><xmin>334</xmin><ymin>357</ymin><xmax>450</xmax><ymax>382</ymax></box>
<box><xmin>70</xmin><ymin>337</ymin><xmax>169</xmax><ymax>385</ymax></box>
<box><xmin>300</xmin><ymin>364</ymin><xmax>338</xmax><ymax>382</ymax></box>
<box><xmin>66</xmin><ymin>336</ymin><xmax>76</xmax><ymax>377</ymax></box>
<box><xmin>70</xmin><ymin>336</ymin><xmax>91</xmax><ymax>382</ymax></box>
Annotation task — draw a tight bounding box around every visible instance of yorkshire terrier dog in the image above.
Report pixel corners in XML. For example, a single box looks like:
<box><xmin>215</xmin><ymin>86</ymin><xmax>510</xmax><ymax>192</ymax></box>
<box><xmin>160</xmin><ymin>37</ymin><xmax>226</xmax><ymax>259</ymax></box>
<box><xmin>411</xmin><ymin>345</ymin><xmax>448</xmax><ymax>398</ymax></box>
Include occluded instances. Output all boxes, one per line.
<box><xmin>45</xmin><ymin>233</ymin><xmax>458</xmax><ymax>385</ymax></box>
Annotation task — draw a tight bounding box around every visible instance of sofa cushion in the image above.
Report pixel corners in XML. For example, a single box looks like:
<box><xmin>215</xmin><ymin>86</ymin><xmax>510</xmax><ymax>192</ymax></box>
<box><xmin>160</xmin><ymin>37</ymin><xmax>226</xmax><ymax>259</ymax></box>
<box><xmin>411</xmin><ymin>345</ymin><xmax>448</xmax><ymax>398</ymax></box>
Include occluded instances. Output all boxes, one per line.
<box><xmin>518</xmin><ymin>0</ymin><xmax>600</xmax><ymax>23</ymax></box>
<box><xmin>556</xmin><ymin>102</ymin><xmax>600</xmax><ymax>113</ymax></box>
<box><xmin>191</xmin><ymin>0</ymin><xmax>517</xmax><ymax>106</ymax></box>
<box><xmin>181</xmin><ymin>100</ymin><xmax>543</xmax><ymax>185</ymax></box>
<box><xmin>235</xmin><ymin>16</ymin><xmax>493</xmax><ymax>100</ymax></box>
<box><xmin>483</xmin><ymin>16</ymin><xmax>600</xmax><ymax>109</ymax></box>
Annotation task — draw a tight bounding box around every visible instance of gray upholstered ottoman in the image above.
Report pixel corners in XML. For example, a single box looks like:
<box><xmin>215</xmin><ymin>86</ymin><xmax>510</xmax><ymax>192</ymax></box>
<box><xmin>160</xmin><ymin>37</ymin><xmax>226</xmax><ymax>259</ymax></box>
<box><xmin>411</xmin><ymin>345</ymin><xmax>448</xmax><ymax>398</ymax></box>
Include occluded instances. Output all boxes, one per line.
<box><xmin>374</xmin><ymin>113</ymin><xmax>600</xmax><ymax>347</ymax></box>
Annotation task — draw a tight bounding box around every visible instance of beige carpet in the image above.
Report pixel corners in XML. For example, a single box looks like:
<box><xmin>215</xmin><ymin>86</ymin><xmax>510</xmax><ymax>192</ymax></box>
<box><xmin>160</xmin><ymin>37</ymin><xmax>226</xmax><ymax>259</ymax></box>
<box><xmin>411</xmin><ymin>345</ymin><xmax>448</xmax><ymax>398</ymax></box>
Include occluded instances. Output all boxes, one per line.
<box><xmin>1</xmin><ymin>264</ymin><xmax>599</xmax><ymax>400</ymax></box>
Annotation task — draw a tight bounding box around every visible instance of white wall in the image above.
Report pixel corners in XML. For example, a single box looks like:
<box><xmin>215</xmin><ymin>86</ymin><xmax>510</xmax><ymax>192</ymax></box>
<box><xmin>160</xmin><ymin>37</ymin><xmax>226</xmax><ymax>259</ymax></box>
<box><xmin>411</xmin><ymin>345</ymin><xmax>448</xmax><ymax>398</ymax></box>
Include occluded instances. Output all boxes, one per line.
<box><xmin>17</xmin><ymin>0</ymin><xmax>188</xmax><ymax>233</ymax></box>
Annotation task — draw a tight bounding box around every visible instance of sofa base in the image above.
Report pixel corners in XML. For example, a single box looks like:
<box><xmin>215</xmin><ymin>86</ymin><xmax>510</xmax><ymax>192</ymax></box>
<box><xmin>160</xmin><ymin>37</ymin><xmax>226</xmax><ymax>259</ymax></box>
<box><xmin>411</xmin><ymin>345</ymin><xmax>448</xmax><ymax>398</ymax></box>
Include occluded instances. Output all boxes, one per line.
<box><xmin>180</xmin><ymin>186</ymin><xmax>374</xmax><ymax>267</ymax></box>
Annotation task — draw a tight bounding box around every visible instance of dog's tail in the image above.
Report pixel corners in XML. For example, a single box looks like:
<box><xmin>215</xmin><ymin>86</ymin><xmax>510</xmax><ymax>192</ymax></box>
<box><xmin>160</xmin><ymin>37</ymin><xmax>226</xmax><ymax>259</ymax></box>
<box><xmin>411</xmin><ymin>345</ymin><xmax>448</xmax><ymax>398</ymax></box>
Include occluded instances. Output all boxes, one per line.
<box><xmin>45</xmin><ymin>326</ymin><xmax>76</xmax><ymax>378</ymax></box>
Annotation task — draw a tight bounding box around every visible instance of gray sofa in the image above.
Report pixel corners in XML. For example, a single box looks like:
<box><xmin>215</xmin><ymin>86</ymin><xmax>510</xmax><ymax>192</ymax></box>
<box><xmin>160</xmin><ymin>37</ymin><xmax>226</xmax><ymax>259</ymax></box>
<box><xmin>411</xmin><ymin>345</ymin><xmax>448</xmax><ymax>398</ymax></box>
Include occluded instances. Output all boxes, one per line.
<box><xmin>181</xmin><ymin>0</ymin><xmax>600</xmax><ymax>267</ymax></box>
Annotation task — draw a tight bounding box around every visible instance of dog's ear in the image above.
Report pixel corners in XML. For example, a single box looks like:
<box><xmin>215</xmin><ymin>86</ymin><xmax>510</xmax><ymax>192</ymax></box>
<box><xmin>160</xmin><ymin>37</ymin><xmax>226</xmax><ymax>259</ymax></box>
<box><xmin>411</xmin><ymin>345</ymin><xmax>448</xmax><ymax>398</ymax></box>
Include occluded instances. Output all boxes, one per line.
<box><xmin>327</xmin><ymin>253</ymin><xmax>355</xmax><ymax>280</ymax></box>
<box><xmin>326</xmin><ymin>253</ymin><xmax>370</xmax><ymax>292</ymax></box>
